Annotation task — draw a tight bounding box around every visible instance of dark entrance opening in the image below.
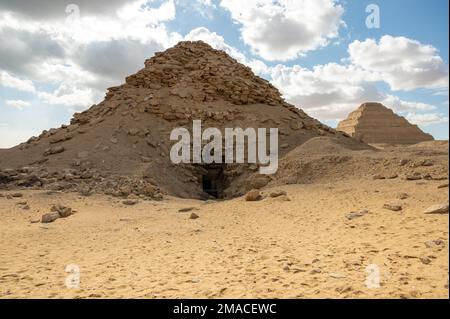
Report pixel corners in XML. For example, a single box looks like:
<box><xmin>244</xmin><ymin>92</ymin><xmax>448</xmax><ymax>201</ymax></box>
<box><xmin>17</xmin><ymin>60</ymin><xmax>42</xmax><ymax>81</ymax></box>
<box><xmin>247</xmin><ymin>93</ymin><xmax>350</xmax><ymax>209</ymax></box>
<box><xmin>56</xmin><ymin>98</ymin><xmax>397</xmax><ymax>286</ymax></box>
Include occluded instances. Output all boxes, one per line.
<box><xmin>201</xmin><ymin>164</ymin><xmax>226</xmax><ymax>199</ymax></box>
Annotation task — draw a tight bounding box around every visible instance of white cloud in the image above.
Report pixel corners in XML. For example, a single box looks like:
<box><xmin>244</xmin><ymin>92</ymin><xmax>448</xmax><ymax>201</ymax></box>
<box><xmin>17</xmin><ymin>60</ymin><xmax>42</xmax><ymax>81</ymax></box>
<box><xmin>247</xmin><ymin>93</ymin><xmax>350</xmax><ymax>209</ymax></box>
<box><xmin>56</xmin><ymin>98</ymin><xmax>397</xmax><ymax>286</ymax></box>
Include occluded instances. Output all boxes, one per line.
<box><xmin>184</xmin><ymin>27</ymin><xmax>269</xmax><ymax>75</ymax></box>
<box><xmin>269</xmin><ymin>62</ymin><xmax>439</xmax><ymax>121</ymax></box>
<box><xmin>220</xmin><ymin>0</ymin><xmax>344</xmax><ymax>61</ymax></box>
<box><xmin>0</xmin><ymin>0</ymin><xmax>182</xmax><ymax>110</ymax></box>
<box><xmin>348</xmin><ymin>35</ymin><xmax>449</xmax><ymax>91</ymax></box>
<box><xmin>0</xmin><ymin>70</ymin><xmax>36</xmax><ymax>92</ymax></box>
<box><xmin>406</xmin><ymin>113</ymin><xmax>449</xmax><ymax>126</ymax></box>
<box><xmin>5</xmin><ymin>99</ymin><xmax>31</xmax><ymax>110</ymax></box>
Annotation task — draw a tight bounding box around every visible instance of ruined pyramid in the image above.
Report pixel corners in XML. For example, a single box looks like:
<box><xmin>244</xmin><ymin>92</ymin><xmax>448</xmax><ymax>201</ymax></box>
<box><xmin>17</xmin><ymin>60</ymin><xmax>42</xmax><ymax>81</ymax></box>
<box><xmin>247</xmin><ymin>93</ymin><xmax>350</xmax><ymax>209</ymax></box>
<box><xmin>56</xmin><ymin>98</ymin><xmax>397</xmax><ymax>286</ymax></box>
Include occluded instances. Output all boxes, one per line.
<box><xmin>0</xmin><ymin>41</ymin><xmax>363</xmax><ymax>199</ymax></box>
<box><xmin>337</xmin><ymin>103</ymin><xmax>434</xmax><ymax>145</ymax></box>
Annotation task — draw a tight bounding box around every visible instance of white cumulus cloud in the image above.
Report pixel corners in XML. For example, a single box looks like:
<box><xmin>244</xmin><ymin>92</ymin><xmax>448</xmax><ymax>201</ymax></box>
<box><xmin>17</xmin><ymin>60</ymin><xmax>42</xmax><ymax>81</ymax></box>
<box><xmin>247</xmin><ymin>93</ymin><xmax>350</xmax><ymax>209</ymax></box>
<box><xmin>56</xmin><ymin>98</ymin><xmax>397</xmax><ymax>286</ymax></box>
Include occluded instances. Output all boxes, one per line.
<box><xmin>348</xmin><ymin>35</ymin><xmax>449</xmax><ymax>91</ymax></box>
<box><xmin>220</xmin><ymin>0</ymin><xmax>344</xmax><ymax>61</ymax></box>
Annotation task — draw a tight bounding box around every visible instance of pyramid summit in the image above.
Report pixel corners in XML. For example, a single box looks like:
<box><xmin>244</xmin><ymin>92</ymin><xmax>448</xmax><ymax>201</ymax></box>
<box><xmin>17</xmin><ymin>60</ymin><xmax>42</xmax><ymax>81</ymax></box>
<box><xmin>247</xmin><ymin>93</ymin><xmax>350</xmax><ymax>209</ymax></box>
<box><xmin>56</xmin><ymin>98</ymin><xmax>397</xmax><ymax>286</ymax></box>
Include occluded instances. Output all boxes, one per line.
<box><xmin>337</xmin><ymin>102</ymin><xmax>434</xmax><ymax>145</ymax></box>
<box><xmin>0</xmin><ymin>41</ymin><xmax>363</xmax><ymax>199</ymax></box>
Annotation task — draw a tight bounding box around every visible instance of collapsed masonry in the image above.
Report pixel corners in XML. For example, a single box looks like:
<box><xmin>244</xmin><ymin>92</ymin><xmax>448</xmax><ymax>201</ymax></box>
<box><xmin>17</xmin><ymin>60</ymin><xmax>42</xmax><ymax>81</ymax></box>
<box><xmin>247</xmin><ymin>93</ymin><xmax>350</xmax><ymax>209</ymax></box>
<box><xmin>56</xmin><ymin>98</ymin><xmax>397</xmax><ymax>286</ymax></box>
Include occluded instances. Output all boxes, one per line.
<box><xmin>0</xmin><ymin>41</ymin><xmax>362</xmax><ymax>199</ymax></box>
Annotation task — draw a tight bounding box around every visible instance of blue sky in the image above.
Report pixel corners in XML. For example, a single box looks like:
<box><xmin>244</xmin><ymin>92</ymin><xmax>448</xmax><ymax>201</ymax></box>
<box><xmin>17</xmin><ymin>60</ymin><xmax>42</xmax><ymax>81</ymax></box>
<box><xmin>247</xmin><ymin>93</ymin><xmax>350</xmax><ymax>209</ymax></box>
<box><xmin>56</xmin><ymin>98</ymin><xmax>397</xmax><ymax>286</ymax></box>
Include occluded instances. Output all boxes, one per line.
<box><xmin>0</xmin><ymin>0</ymin><xmax>448</xmax><ymax>148</ymax></box>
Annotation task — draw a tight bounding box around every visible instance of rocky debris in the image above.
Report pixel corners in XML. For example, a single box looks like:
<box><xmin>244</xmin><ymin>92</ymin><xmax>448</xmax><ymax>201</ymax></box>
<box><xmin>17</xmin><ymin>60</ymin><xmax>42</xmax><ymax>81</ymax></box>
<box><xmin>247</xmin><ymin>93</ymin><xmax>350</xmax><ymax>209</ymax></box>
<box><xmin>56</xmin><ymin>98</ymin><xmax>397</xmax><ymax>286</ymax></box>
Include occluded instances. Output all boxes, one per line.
<box><xmin>372</xmin><ymin>174</ymin><xmax>385</xmax><ymax>180</ymax></box>
<box><xmin>419</xmin><ymin>257</ymin><xmax>431</xmax><ymax>265</ymax></box>
<box><xmin>398</xmin><ymin>193</ymin><xmax>409</xmax><ymax>200</ymax></box>
<box><xmin>44</xmin><ymin>146</ymin><xmax>65</xmax><ymax>156</ymax></box>
<box><xmin>122</xmin><ymin>199</ymin><xmax>139</xmax><ymax>206</ymax></box>
<box><xmin>51</xmin><ymin>204</ymin><xmax>73</xmax><ymax>218</ymax></box>
<box><xmin>383</xmin><ymin>203</ymin><xmax>402</xmax><ymax>212</ymax></box>
<box><xmin>423</xmin><ymin>203</ymin><xmax>449</xmax><ymax>215</ymax></box>
<box><xmin>16</xmin><ymin>201</ymin><xmax>30</xmax><ymax>210</ymax></box>
<box><xmin>245</xmin><ymin>189</ymin><xmax>262</xmax><ymax>201</ymax></box>
<box><xmin>337</xmin><ymin>102</ymin><xmax>434</xmax><ymax>144</ymax></box>
<box><xmin>425</xmin><ymin>240</ymin><xmax>445</xmax><ymax>250</ymax></box>
<box><xmin>269</xmin><ymin>190</ymin><xmax>287</xmax><ymax>198</ymax></box>
<box><xmin>271</xmin><ymin>195</ymin><xmax>291</xmax><ymax>202</ymax></box>
<box><xmin>438</xmin><ymin>183</ymin><xmax>449</xmax><ymax>189</ymax></box>
<box><xmin>189</xmin><ymin>212</ymin><xmax>200</xmax><ymax>220</ymax></box>
<box><xmin>346</xmin><ymin>209</ymin><xmax>369</xmax><ymax>220</ymax></box>
<box><xmin>41</xmin><ymin>212</ymin><xmax>60</xmax><ymax>223</ymax></box>
<box><xmin>406</xmin><ymin>173</ymin><xmax>422</xmax><ymax>181</ymax></box>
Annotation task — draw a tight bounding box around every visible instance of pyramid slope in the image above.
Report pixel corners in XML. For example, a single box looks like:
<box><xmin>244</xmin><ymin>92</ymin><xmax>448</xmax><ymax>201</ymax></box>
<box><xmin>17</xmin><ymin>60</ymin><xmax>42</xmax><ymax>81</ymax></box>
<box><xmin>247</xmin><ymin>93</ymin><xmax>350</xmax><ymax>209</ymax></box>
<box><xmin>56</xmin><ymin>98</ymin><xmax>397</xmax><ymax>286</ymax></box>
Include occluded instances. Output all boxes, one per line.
<box><xmin>0</xmin><ymin>41</ymin><xmax>365</xmax><ymax>199</ymax></box>
<box><xmin>337</xmin><ymin>102</ymin><xmax>434</xmax><ymax>145</ymax></box>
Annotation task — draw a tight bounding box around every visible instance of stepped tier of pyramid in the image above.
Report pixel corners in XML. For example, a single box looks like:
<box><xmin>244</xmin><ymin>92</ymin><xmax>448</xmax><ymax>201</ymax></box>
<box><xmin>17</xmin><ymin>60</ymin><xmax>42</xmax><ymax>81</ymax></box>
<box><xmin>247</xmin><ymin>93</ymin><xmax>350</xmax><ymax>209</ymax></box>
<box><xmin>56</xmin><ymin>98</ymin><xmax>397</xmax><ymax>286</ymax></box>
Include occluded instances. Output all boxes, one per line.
<box><xmin>0</xmin><ymin>41</ymin><xmax>365</xmax><ymax>199</ymax></box>
<box><xmin>337</xmin><ymin>103</ymin><xmax>434</xmax><ymax>145</ymax></box>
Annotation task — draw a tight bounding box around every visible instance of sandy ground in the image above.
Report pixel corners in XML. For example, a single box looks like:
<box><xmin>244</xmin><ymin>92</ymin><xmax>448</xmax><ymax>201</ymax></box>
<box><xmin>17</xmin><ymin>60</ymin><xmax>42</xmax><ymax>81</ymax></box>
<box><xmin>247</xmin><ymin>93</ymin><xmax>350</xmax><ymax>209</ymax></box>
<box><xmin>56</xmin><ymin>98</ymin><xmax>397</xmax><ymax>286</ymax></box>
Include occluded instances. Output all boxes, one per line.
<box><xmin>0</xmin><ymin>177</ymin><xmax>448</xmax><ymax>299</ymax></box>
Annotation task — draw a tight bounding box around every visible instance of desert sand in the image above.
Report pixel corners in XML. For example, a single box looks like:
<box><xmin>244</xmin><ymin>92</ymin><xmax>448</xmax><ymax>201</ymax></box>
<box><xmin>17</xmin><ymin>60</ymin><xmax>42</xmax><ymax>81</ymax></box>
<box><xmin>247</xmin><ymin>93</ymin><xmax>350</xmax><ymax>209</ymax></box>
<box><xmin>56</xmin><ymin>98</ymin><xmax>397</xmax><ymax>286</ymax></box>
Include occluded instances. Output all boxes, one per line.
<box><xmin>1</xmin><ymin>170</ymin><xmax>448</xmax><ymax>299</ymax></box>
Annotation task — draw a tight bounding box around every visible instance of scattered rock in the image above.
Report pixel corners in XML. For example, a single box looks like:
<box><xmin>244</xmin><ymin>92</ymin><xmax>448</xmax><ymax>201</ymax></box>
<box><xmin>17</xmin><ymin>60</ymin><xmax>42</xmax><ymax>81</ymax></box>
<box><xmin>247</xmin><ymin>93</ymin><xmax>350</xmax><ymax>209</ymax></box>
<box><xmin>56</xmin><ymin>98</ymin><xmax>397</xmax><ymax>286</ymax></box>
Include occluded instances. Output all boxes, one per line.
<box><xmin>346</xmin><ymin>210</ymin><xmax>369</xmax><ymax>220</ymax></box>
<box><xmin>122</xmin><ymin>199</ymin><xmax>139</xmax><ymax>206</ymax></box>
<box><xmin>41</xmin><ymin>212</ymin><xmax>60</xmax><ymax>223</ymax></box>
<box><xmin>44</xmin><ymin>146</ymin><xmax>65</xmax><ymax>156</ymax></box>
<box><xmin>398</xmin><ymin>193</ymin><xmax>409</xmax><ymax>200</ymax></box>
<box><xmin>419</xmin><ymin>257</ymin><xmax>431</xmax><ymax>265</ymax></box>
<box><xmin>189</xmin><ymin>212</ymin><xmax>200</xmax><ymax>220</ymax></box>
<box><xmin>383</xmin><ymin>203</ymin><xmax>402</xmax><ymax>212</ymax></box>
<box><xmin>11</xmin><ymin>193</ymin><xmax>23</xmax><ymax>198</ymax></box>
<box><xmin>51</xmin><ymin>204</ymin><xmax>73</xmax><ymax>218</ymax></box>
<box><xmin>424</xmin><ymin>240</ymin><xmax>445</xmax><ymax>250</ymax></box>
<box><xmin>423</xmin><ymin>203</ymin><xmax>449</xmax><ymax>215</ymax></box>
<box><xmin>245</xmin><ymin>189</ymin><xmax>262</xmax><ymax>201</ymax></box>
<box><xmin>372</xmin><ymin>174</ymin><xmax>385</xmax><ymax>180</ymax></box>
<box><xmin>406</xmin><ymin>174</ymin><xmax>422</xmax><ymax>181</ymax></box>
<box><xmin>269</xmin><ymin>190</ymin><xmax>287</xmax><ymax>198</ymax></box>
<box><xmin>438</xmin><ymin>183</ymin><xmax>449</xmax><ymax>189</ymax></box>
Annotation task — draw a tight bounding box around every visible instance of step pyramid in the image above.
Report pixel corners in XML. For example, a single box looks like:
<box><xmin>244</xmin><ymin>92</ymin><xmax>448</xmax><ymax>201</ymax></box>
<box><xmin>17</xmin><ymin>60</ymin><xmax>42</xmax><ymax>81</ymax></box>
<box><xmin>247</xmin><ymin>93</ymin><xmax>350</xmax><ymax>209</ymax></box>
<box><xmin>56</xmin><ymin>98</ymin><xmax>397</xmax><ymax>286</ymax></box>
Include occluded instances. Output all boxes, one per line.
<box><xmin>337</xmin><ymin>102</ymin><xmax>434</xmax><ymax>145</ymax></box>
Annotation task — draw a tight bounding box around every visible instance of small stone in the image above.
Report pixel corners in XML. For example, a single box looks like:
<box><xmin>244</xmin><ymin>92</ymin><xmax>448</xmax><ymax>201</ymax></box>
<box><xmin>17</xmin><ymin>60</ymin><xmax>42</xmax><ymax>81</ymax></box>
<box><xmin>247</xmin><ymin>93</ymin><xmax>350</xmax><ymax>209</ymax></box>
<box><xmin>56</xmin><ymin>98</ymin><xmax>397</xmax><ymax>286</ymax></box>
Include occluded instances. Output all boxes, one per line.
<box><xmin>11</xmin><ymin>193</ymin><xmax>23</xmax><ymax>198</ymax></box>
<box><xmin>310</xmin><ymin>268</ymin><xmax>322</xmax><ymax>274</ymax></box>
<box><xmin>30</xmin><ymin>219</ymin><xmax>40</xmax><ymax>224</ymax></box>
<box><xmin>269</xmin><ymin>190</ymin><xmax>287</xmax><ymax>198</ymax></box>
<box><xmin>438</xmin><ymin>183</ymin><xmax>449</xmax><ymax>189</ymax></box>
<box><xmin>122</xmin><ymin>199</ymin><xmax>138</xmax><ymax>206</ymax></box>
<box><xmin>383</xmin><ymin>203</ymin><xmax>402</xmax><ymax>211</ymax></box>
<box><xmin>372</xmin><ymin>174</ymin><xmax>385</xmax><ymax>180</ymax></box>
<box><xmin>329</xmin><ymin>273</ymin><xmax>347</xmax><ymax>279</ymax></box>
<box><xmin>245</xmin><ymin>189</ymin><xmax>262</xmax><ymax>201</ymax></box>
<box><xmin>346</xmin><ymin>210</ymin><xmax>369</xmax><ymax>220</ymax></box>
<box><xmin>44</xmin><ymin>146</ymin><xmax>65</xmax><ymax>156</ymax></box>
<box><xmin>110</xmin><ymin>137</ymin><xmax>118</xmax><ymax>144</ymax></box>
<box><xmin>425</xmin><ymin>240</ymin><xmax>445</xmax><ymax>250</ymax></box>
<box><xmin>41</xmin><ymin>212</ymin><xmax>60</xmax><ymax>223</ymax></box>
<box><xmin>189</xmin><ymin>212</ymin><xmax>200</xmax><ymax>220</ymax></box>
<box><xmin>398</xmin><ymin>193</ymin><xmax>409</xmax><ymax>200</ymax></box>
<box><xmin>406</xmin><ymin>174</ymin><xmax>422</xmax><ymax>181</ymax></box>
<box><xmin>51</xmin><ymin>204</ymin><xmax>73</xmax><ymax>218</ymax></box>
<box><xmin>423</xmin><ymin>203</ymin><xmax>449</xmax><ymax>215</ymax></box>
<box><xmin>419</xmin><ymin>257</ymin><xmax>431</xmax><ymax>265</ymax></box>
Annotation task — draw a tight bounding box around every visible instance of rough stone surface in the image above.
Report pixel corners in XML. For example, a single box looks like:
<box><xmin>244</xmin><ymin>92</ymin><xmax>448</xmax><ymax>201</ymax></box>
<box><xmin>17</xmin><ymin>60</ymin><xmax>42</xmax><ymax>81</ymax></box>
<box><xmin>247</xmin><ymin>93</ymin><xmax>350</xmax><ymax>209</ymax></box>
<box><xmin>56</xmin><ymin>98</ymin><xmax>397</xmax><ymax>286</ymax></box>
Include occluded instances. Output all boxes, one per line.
<box><xmin>337</xmin><ymin>103</ymin><xmax>434</xmax><ymax>145</ymax></box>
